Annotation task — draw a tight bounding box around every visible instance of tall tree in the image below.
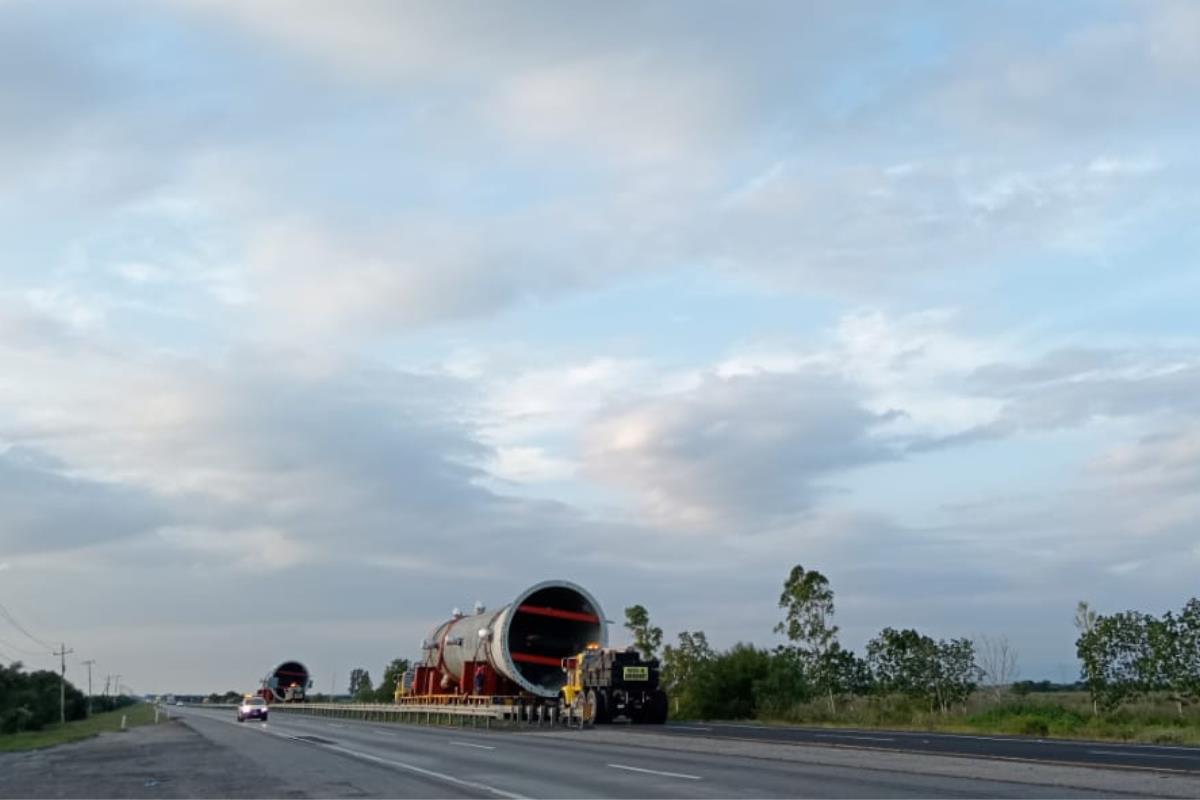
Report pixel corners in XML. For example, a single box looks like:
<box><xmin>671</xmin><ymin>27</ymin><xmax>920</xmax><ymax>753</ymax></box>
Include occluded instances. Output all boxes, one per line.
<box><xmin>1074</xmin><ymin>600</ymin><xmax>1101</xmax><ymax>713</ymax></box>
<box><xmin>624</xmin><ymin>604</ymin><xmax>664</xmax><ymax>660</ymax></box>
<box><xmin>775</xmin><ymin>564</ymin><xmax>841</xmax><ymax>712</ymax></box>
<box><xmin>348</xmin><ymin>668</ymin><xmax>373</xmax><ymax>700</ymax></box>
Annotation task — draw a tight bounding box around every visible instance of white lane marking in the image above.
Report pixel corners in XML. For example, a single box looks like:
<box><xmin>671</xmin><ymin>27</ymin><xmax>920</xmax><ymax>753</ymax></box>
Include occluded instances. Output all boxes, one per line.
<box><xmin>448</xmin><ymin>740</ymin><xmax>496</xmax><ymax>750</ymax></box>
<box><xmin>607</xmin><ymin>763</ymin><xmax>702</xmax><ymax>780</ymax></box>
<box><xmin>329</xmin><ymin>723</ymin><xmax>346</xmax><ymax>729</ymax></box>
<box><xmin>1089</xmin><ymin>750</ymin><xmax>1198</xmax><ymax>761</ymax></box>
<box><xmin>813</xmin><ymin>733</ymin><xmax>896</xmax><ymax>742</ymax></box>
<box><xmin>378</xmin><ymin>731</ymin><xmax>398</xmax><ymax>738</ymax></box>
<box><xmin>672</xmin><ymin>725</ymin><xmax>714</xmax><ymax>731</ymax></box>
<box><xmin>319</xmin><ymin>742</ymin><xmax>527</xmax><ymax>799</ymax></box>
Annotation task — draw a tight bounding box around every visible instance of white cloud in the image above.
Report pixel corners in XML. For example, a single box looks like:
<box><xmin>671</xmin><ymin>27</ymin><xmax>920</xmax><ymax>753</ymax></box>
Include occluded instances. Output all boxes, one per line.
<box><xmin>489</xmin><ymin>446</ymin><xmax>577</xmax><ymax>483</ymax></box>
<box><xmin>157</xmin><ymin>526</ymin><xmax>314</xmax><ymax>572</ymax></box>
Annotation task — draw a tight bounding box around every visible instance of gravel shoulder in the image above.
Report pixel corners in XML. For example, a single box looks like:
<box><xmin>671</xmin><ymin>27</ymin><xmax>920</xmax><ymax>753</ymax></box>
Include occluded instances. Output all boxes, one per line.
<box><xmin>0</xmin><ymin>718</ymin><xmax>307</xmax><ymax>799</ymax></box>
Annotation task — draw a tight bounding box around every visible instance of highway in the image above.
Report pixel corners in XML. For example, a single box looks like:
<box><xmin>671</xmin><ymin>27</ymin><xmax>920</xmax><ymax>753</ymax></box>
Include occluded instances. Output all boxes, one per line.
<box><xmin>636</xmin><ymin>720</ymin><xmax>1200</xmax><ymax>774</ymax></box>
<box><xmin>168</xmin><ymin>705</ymin><xmax>1199</xmax><ymax>798</ymax></box>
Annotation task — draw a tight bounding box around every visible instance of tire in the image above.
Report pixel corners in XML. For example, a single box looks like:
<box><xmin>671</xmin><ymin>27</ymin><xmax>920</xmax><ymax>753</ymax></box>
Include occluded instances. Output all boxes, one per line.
<box><xmin>647</xmin><ymin>691</ymin><xmax>669</xmax><ymax>724</ymax></box>
<box><xmin>262</xmin><ymin>714</ymin><xmax>268</xmax><ymax>722</ymax></box>
<box><xmin>584</xmin><ymin>689</ymin><xmax>598</xmax><ymax>727</ymax></box>
<box><xmin>236</xmin><ymin>715</ymin><xmax>243</xmax><ymax>722</ymax></box>
<box><xmin>593</xmin><ymin>689</ymin><xmax>609</xmax><ymax>725</ymax></box>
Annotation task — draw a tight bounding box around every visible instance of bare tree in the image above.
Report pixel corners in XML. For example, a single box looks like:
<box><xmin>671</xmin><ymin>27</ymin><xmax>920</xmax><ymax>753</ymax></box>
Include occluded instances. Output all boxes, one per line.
<box><xmin>976</xmin><ymin>635</ymin><xmax>1020</xmax><ymax>698</ymax></box>
<box><xmin>1074</xmin><ymin>601</ymin><xmax>1097</xmax><ymax>635</ymax></box>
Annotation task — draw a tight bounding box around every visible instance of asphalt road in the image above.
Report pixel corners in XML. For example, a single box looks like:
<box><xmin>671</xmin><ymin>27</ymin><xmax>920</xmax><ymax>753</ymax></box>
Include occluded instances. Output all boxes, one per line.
<box><xmin>638</xmin><ymin>720</ymin><xmax>1200</xmax><ymax>773</ymax></box>
<box><xmin>168</xmin><ymin>706</ymin><xmax>1157</xmax><ymax>798</ymax></box>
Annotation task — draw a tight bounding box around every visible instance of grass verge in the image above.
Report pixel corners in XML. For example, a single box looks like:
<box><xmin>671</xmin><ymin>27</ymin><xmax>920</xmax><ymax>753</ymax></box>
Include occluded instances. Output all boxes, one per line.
<box><xmin>743</xmin><ymin>693</ymin><xmax>1200</xmax><ymax>746</ymax></box>
<box><xmin>0</xmin><ymin>702</ymin><xmax>161</xmax><ymax>752</ymax></box>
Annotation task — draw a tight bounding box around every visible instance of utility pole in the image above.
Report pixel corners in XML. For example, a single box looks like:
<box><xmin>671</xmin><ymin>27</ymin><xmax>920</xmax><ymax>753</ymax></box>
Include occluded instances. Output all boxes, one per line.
<box><xmin>54</xmin><ymin>643</ymin><xmax>74</xmax><ymax>726</ymax></box>
<box><xmin>81</xmin><ymin>660</ymin><xmax>96</xmax><ymax>716</ymax></box>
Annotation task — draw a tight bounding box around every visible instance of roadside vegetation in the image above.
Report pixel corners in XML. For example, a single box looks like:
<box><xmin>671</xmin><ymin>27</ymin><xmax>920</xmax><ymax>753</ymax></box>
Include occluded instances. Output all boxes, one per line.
<box><xmin>0</xmin><ymin>697</ymin><xmax>152</xmax><ymax>752</ymax></box>
<box><xmin>1</xmin><ymin>661</ymin><xmax>146</xmax><ymax>750</ymax></box>
<box><xmin>630</xmin><ymin>565</ymin><xmax>1200</xmax><ymax>746</ymax></box>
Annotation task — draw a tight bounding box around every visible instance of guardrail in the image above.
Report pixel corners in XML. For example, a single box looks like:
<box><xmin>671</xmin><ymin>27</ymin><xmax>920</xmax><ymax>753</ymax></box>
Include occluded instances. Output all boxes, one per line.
<box><xmin>270</xmin><ymin>700</ymin><xmax>579</xmax><ymax>728</ymax></box>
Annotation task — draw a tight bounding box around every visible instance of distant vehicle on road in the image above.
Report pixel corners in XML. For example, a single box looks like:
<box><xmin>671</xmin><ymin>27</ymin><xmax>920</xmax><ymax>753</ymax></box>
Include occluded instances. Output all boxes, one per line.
<box><xmin>236</xmin><ymin>696</ymin><xmax>269</xmax><ymax>722</ymax></box>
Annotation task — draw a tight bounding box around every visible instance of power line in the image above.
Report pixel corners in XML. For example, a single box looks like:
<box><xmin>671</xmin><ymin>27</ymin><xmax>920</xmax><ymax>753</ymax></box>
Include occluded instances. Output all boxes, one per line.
<box><xmin>0</xmin><ymin>634</ymin><xmax>47</xmax><ymax>657</ymax></box>
<box><xmin>0</xmin><ymin>600</ymin><xmax>54</xmax><ymax>652</ymax></box>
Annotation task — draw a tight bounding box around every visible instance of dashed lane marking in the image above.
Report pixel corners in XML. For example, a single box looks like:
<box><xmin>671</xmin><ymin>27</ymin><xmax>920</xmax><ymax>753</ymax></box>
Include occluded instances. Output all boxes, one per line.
<box><xmin>607</xmin><ymin>763</ymin><xmax>702</xmax><ymax>780</ymax></box>
<box><xmin>814</xmin><ymin>733</ymin><xmax>896</xmax><ymax>742</ymax></box>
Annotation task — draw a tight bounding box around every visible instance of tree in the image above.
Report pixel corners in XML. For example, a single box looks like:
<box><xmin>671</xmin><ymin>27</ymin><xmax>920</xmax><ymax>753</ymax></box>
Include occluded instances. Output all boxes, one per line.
<box><xmin>935</xmin><ymin>637</ymin><xmax>981</xmax><ymax>711</ymax></box>
<box><xmin>348</xmin><ymin>668</ymin><xmax>373</xmax><ymax>700</ymax></box>
<box><xmin>1074</xmin><ymin>601</ymin><xmax>1098</xmax><ymax>636</ymax></box>
<box><xmin>866</xmin><ymin>628</ymin><xmax>978</xmax><ymax>712</ymax></box>
<box><xmin>1149</xmin><ymin>599</ymin><xmax>1200</xmax><ymax>717</ymax></box>
<box><xmin>624</xmin><ymin>605</ymin><xmax>664</xmax><ymax>660</ymax></box>
<box><xmin>774</xmin><ymin>565</ymin><xmax>840</xmax><ymax>712</ymax></box>
<box><xmin>375</xmin><ymin>658</ymin><xmax>411</xmax><ymax>702</ymax></box>
<box><xmin>1077</xmin><ymin>610</ymin><xmax>1153</xmax><ymax>712</ymax></box>
<box><xmin>661</xmin><ymin>630</ymin><xmax>715</xmax><ymax>716</ymax></box>
<box><xmin>976</xmin><ymin>635</ymin><xmax>1020</xmax><ymax>699</ymax></box>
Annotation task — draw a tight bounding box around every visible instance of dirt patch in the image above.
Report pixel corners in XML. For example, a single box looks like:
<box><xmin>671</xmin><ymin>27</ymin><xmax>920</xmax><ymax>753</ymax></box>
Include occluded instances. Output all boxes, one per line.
<box><xmin>0</xmin><ymin>719</ymin><xmax>307</xmax><ymax>799</ymax></box>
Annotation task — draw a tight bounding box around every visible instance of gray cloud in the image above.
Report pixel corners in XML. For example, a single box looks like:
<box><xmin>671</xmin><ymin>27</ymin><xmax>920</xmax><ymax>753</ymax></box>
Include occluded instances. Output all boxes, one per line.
<box><xmin>0</xmin><ymin>446</ymin><xmax>166</xmax><ymax>555</ymax></box>
<box><xmin>583</xmin><ymin>370</ymin><xmax>898</xmax><ymax>530</ymax></box>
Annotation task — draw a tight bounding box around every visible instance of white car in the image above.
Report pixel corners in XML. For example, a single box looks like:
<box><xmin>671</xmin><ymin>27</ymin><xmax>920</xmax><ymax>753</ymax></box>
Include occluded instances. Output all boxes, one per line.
<box><xmin>236</xmin><ymin>696</ymin><xmax>269</xmax><ymax>722</ymax></box>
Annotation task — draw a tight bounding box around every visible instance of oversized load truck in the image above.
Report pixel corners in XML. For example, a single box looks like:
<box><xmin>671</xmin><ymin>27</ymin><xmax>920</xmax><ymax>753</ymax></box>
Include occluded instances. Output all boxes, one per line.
<box><xmin>404</xmin><ymin>580</ymin><xmax>668</xmax><ymax>725</ymax></box>
<box><xmin>559</xmin><ymin>644</ymin><xmax>668</xmax><ymax>724</ymax></box>
<box><xmin>410</xmin><ymin>580</ymin><xmax>607</xmax><ymax>703</ymax></box>
<box><xmin>258</xmin><ymin>661</ymin><xmax>312</xmax><ymax>703</ymax></box>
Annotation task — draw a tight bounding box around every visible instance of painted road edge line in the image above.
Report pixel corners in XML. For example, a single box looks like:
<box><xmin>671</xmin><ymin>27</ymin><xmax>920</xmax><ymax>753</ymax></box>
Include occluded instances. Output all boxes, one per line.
<box><xmin>449</xmin><ymin>740</ymin><xmax>497</xmax><ymax>750</ymax></box>
<box><xmin>607</xmin><ymin>763</ymin><xmax>702</xmax><ymax>780</ymax></box>
<box><xmin>1088</xmin><ymin>750</ymin><xmax>1197</xmax><ymax>761</ymax></box>
<box><xmin>814</xmin><ymin>733</ymin><xmax>896</xmax><ymax>742</ymax></box>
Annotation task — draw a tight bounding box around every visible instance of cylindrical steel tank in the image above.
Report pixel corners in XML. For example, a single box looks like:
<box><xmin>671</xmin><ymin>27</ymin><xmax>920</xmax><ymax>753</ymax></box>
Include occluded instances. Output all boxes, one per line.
<box><xmin>422</xmin><ymin>580</ymin><xmax>607</xmax><ymax>698</ymax></box>
<box><xmin>262</xmin><ymin>660</ymin><xmax>310</xmax><ymax>702</ymax></box>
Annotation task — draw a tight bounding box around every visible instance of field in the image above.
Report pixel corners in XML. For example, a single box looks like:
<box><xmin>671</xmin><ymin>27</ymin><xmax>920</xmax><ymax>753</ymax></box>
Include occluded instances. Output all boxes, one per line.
<box><xmin>0</xmin><ymin>702</ymin><xmax>161</xmax><ymax>752</ymax></box>
<box><xmin>758</xmin><ymin>691</ymin><xmax>1200</xmax><ymax>745</ymax></box>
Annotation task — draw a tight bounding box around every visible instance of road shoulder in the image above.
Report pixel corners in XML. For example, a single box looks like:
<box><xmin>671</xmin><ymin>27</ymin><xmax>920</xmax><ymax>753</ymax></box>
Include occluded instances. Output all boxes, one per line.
<box><xmin>0</xmin><ymin>718</ymin><xmax>306</xmax><ymax>799</ymax></box>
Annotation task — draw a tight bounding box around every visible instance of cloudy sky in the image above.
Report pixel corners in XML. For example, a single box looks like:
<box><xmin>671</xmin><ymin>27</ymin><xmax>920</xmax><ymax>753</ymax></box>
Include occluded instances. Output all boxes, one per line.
<box><xmin>2</xmin><ymin>0</ymin><xmax>1198</xmax><ymax>694</ymax></box>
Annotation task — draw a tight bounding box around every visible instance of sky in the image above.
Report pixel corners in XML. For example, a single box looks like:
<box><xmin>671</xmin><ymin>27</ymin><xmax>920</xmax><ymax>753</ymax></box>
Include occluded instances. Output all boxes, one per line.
<box><xmin>1</xmin><ymin>0</ymin><xmax>1198</xmax><ymax>694</ymax></box>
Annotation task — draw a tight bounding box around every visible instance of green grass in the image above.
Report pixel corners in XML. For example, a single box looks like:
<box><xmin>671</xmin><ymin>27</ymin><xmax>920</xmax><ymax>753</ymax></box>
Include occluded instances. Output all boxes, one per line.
<box><xmin>0</xmin><ymin>702</ymin><xmax>161</xmax><ymax>752</ymax></box>
<box><xmin>750</xmin><ymin>692</ymin><xmax>1200</xmax><ymax>746</ymax></box>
